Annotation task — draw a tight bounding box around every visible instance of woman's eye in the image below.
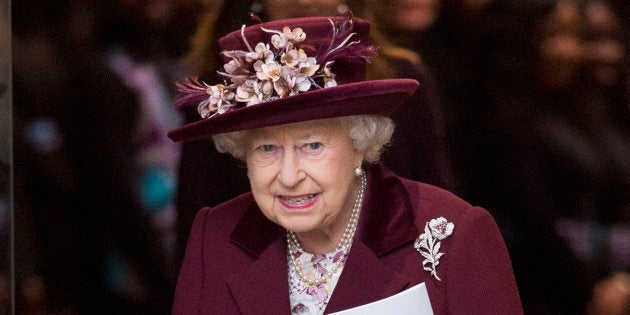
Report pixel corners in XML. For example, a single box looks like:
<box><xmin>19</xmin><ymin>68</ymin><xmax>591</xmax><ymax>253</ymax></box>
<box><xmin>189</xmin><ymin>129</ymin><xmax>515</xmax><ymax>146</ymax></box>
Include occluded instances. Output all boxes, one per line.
<box><xmin>260</xmin><ymin>144</ymin><xmax>275</xmax><ymax>152</ymax></box>
<box><xmin>307</xmin><ymin>142</ymin><xmax>322</xmax><ymax>150</ymax></box>
<box><xmin>296</xmin><ymin>142</ymin><xmax>323</xmax><ymax>156</ymax></box>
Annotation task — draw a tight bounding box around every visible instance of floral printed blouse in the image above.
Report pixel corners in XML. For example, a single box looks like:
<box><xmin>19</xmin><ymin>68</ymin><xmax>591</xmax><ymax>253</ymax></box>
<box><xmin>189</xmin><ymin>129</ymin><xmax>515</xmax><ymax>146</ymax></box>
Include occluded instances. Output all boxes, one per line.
<box><xmin>288</xmin><ymin>243</ymin><xmax>346</xmax><ymax>314</ymax></box>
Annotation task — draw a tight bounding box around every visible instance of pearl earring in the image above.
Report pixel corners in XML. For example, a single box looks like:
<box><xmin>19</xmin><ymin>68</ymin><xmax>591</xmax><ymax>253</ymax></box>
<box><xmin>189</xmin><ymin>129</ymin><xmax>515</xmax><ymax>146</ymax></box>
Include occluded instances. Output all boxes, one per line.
<box><xmin>354</xmin><ymin>167</ymin><xmax>363</xmax><ymax>177</ymax></box>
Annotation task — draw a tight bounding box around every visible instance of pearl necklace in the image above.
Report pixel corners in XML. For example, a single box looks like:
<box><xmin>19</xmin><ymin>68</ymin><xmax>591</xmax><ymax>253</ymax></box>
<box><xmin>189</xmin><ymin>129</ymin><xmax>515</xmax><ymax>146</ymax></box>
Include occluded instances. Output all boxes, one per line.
<box><xmin>287</xmin><ymin>171</ymin><xmax>366</xmax><ymax>286</ymax></box>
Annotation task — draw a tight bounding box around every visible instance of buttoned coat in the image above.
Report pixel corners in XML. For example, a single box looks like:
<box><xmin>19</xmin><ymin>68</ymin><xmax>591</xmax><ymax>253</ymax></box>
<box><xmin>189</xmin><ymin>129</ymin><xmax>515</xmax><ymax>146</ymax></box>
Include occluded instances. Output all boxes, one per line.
<box><xmin>173</xmin><ymin>165</ymin><xmax>523</xmax><ymax>314</ymax></box>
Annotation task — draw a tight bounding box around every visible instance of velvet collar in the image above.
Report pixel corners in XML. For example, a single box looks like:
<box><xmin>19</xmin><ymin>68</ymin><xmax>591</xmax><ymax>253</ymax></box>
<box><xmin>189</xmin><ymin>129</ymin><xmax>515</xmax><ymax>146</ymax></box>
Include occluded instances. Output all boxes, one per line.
<box><xmin>229</xmin><ymin>164</ymin><xmax>419</xmax><ymax>258</ymax></box>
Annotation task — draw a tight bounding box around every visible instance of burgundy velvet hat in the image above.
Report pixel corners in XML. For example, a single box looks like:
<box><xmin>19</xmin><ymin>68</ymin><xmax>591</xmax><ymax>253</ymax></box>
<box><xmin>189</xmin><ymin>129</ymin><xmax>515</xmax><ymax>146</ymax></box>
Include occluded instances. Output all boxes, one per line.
<box><xmin>167</xmin><ymin>14</ymin><xmax>419</xmax><ymax>142</ymax></box>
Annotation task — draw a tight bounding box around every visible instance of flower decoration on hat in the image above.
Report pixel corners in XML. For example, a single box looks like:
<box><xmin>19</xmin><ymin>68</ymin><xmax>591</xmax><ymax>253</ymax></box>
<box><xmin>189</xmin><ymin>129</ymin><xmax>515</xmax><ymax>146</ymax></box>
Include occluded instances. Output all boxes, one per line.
<box><xmin>175</xmin><ymin>13</ymin><xmax>377</xmax><ymax>119</ymax></box>
<box><xmin>414</xmin><ymin>217</ymin><xmax>454</xmax><ymax>281</ymax></box>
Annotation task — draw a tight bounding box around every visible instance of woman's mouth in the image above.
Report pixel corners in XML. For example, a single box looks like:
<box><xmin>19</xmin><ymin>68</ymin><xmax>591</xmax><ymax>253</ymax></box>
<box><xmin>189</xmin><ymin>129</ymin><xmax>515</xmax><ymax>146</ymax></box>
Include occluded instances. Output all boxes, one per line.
<box><xmin>278</xmin><ymin>194</ymin><xmax>317</xmax><ymax>209</ymax></box>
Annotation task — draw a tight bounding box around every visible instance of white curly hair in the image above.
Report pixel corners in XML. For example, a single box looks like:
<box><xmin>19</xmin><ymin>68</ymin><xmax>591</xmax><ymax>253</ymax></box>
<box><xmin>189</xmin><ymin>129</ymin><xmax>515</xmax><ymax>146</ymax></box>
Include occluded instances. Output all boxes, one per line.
<box><xmin>212</xmin><ymin>115</ymin><xmax>394</xmax><ymax>163</ymax></box>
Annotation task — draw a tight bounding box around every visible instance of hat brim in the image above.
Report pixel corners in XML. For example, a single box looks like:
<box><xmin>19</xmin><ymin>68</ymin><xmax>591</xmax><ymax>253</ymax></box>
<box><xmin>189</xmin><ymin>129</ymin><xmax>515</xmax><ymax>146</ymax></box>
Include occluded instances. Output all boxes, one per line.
<box><xmin>167</xmin><ymin>78</ymin><xmax>419</xmax><ymax>142</ymax></box>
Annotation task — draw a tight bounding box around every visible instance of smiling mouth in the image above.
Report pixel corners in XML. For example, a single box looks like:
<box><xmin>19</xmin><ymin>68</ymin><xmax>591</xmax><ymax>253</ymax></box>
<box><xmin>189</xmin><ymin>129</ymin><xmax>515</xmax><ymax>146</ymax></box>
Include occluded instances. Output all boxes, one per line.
<box><xmin>280</xmin><ymin>194</ymin><xmax>315</xmax><ymax>205</ymax></box>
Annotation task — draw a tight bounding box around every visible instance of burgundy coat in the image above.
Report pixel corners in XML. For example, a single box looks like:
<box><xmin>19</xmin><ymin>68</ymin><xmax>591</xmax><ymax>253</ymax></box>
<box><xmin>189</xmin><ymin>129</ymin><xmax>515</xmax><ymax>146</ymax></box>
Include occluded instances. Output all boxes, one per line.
<box><xmin>173</xmin><ymin>165</ymin><xmax>523</xmax><ymax>314</ymax></box>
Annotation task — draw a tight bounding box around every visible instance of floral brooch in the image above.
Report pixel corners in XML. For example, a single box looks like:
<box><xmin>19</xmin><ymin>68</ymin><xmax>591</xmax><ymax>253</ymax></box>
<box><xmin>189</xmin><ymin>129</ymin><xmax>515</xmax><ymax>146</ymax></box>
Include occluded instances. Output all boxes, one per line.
<box><xmin>414</xmin><ymin>217</ymin><xmax>454</xmax><ymax>281</ymax></box>
<box><xmin>175</xmin><ymin>13</ymin><xmax>376</xmax><ymax>119</ymax></box>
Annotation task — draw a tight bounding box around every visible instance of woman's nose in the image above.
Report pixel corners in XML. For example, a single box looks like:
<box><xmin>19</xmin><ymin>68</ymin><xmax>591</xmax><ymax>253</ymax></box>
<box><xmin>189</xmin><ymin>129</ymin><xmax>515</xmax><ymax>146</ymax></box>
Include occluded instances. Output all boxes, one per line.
<box><xmin>277</xmin><ymin>150</ymin><xmax>305</xmax><ymax>187</ymax></box>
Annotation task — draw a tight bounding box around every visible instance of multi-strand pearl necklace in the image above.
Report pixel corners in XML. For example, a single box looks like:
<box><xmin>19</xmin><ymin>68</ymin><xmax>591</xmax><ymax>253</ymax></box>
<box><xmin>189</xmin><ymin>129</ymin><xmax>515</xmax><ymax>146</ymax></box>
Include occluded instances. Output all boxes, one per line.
<box><xmin>287</xmin><ymin>171</ymin><xmax>367</xmax><ymax>286</ymax></box>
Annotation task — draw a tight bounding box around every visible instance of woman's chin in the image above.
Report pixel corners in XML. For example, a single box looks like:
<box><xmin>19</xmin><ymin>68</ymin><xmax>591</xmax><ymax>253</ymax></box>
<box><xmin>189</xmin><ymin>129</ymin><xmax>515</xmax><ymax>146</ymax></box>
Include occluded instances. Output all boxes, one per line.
<box><xmin>278</xmin><ymin>216</ymin><xmax>318</xmax><ymax>233</ymax></box>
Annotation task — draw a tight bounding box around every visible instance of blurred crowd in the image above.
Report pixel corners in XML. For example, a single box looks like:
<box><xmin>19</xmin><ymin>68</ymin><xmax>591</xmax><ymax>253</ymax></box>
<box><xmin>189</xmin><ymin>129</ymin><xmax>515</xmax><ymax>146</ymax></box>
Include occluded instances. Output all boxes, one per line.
<box><xmin>6</xmin><ymin>0</ymin><xmax>630</xmax><ymax>314</ymax></box>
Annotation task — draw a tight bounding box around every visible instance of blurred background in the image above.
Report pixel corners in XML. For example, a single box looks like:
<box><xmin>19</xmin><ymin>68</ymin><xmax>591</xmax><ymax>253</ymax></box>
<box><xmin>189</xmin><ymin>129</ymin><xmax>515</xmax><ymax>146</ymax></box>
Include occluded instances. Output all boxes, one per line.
<box><xmin>4</xmin><ymin>0</ymin><xmax>630</xmax><ymax>314</ymax></box>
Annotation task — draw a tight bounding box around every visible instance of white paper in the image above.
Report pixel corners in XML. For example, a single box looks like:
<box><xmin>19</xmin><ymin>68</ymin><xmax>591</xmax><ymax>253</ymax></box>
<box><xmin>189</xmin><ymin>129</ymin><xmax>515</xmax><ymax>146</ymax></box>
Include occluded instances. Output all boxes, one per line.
<box><xmin>329</xmin><ymin>282</ymin><xmax>434</xmax><ymax>315</ymax></box>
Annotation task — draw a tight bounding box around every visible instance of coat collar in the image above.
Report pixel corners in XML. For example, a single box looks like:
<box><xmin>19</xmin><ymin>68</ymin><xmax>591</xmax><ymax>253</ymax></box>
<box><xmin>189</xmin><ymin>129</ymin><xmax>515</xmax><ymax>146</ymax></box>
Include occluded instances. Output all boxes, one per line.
<box><xmin>325</xmin><ymin>240</ymin><xmax>412</xmax><ymax>313</ymax></box>
<box><xmin>228</xmin><ymin>164</ymin><xmax>419</xmax><ymax>313</ymax></box>
<box><xmin>225</xmin><ymin>237</ymin><xmax>292</xmax><ymax>314</ymax></box>
<box><xmin>355</xmin><ymin>165</ymin><xmax>419</xmax><ymax>255</ymax></box>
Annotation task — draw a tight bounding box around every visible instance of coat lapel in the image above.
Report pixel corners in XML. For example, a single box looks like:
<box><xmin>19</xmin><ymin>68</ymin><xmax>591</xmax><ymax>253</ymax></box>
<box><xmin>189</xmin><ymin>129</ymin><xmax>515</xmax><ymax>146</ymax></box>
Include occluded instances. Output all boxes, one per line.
<box><xmin>326</xmin><ymin>165</ymin><xmax>420</xmax><ymax>313</ymax></box>
<box><xmin>324</xmin><ymin>240</ymin><xmax>411</xmax><ymax>313</ymax></box>
<box><xmin>226</xmin><ymin>205</ymin><xmax>291</xmax><ymax>314</ymax></box>
<box><xmin>225</xmin><ymin>238</ymin><xmax>292</xmax><ymax>314</ymax></box>
<box><xmin>357</xmin><ymin>165</ymin><xmax>419</xmax><ymax>256</ymax></box>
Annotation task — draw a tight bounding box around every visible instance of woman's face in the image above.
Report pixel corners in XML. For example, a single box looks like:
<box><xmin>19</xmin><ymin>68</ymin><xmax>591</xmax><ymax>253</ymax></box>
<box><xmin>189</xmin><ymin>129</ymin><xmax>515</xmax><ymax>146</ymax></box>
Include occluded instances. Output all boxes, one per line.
<box><xmin>582</xmin><ymin>1</ymin><xmax>625</xmax><ymax>88</ymax></box>
<box><xmin>245</xmin><ymin>119</ymin><xmax>364</xmax><ymax>238</ymax></box>
<box><xmin>537</xmin><ymin>0</ymin><xmax>582</xmax><ymax>90</ymax></box>
<box><xmin>264</xmin><ymin>0</ymin><xmax>346</xmax><ymax>20</ymax></box>
<box><xmin>537</xmin><ymin>0</ymin><xmax>625</xmax><ymax>90</ymax></box>
<box><xmin>379</xmin><ymin>0</ymin><xmax>440</xmax><ymax>32</ymax></box>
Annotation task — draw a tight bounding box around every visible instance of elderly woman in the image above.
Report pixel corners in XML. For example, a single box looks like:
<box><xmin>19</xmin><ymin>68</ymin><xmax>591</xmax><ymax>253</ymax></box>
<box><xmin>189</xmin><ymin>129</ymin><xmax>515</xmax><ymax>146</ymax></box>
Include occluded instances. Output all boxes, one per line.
<box><xmin>169</xmin><ymin>14</ymin><xmax>522</xmax><ymax>314</ymax></box>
